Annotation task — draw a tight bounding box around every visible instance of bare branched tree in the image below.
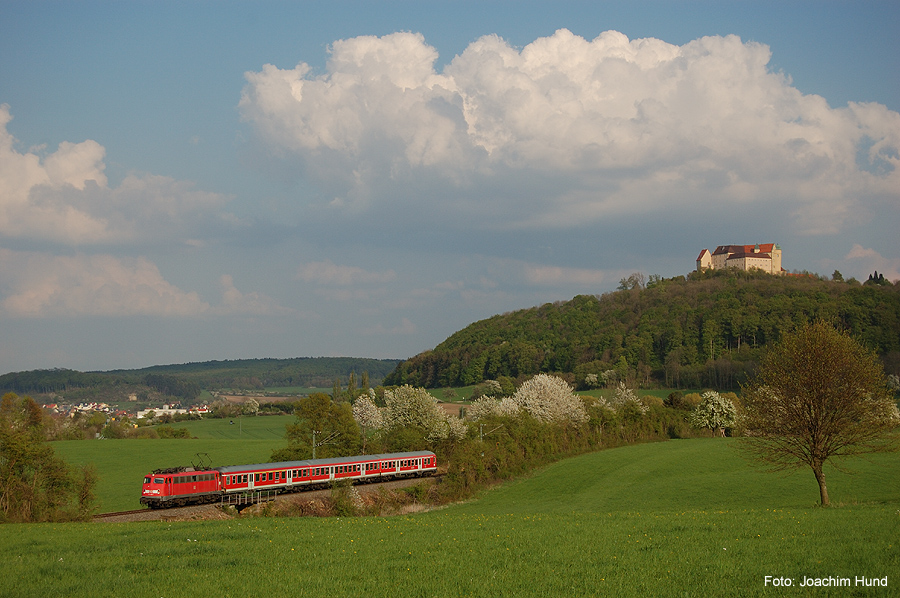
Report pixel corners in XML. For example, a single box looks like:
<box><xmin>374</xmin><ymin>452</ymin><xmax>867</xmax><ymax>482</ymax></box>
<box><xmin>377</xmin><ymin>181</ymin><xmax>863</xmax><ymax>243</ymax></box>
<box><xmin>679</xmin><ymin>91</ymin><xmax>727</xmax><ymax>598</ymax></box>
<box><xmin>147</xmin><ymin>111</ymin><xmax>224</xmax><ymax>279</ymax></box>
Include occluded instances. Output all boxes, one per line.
<box><xmin>741</xmin><ymin>321</ymin><xmax>899</xmax><ymax>506</ymax></box>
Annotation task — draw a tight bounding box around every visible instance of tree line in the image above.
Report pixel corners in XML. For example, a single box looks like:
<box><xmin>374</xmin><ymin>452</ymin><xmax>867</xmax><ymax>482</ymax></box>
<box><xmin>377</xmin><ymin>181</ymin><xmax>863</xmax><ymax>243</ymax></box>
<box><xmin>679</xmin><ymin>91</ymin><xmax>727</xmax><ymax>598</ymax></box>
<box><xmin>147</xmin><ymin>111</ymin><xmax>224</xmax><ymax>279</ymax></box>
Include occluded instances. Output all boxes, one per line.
<box><xmin>385</xmin><ymin>269</ymin><xmax>900</xmax><ymax>391</ymax></box>
<box><xmin>0</xmin><ymin>357</ymin><xmax>401</xmax><ymax>398</ymax></box>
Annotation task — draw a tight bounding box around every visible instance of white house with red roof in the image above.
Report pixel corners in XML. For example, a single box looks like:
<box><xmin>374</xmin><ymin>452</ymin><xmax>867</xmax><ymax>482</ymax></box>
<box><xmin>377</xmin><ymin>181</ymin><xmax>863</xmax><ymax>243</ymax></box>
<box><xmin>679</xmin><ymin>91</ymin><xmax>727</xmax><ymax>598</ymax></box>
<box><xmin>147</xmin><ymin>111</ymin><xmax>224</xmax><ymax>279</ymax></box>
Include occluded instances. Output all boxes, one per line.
<box><xmin>696</xmin><ymin>244</ymin><xmax>783</xmax><ymax>274</ymax></box>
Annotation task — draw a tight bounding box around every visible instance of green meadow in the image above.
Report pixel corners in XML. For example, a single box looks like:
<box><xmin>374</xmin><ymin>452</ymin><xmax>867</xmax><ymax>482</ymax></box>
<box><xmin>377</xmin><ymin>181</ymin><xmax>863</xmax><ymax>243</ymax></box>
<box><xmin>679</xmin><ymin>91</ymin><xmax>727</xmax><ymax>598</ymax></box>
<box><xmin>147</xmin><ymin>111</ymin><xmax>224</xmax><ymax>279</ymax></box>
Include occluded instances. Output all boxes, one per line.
<box><xmin>8</xmin><ymin>438</ymin><xmax>899</xmax><ymax>597</ymax></box>
<box><xmin>53</xmin><ymin>415</ymin><xmax>293</xmax><ymax>512</ymax></box>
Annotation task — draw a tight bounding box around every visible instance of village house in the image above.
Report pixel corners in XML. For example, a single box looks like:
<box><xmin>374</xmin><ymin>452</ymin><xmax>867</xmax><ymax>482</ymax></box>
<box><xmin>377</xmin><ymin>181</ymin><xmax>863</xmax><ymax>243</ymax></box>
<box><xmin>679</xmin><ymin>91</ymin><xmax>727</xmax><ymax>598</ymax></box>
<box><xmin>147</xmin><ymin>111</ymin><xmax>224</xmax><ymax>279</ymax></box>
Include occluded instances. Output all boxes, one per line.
<box><xmin>697</xmin><ymin>243</ymin><xmax>783</xmax><ymax>274</ymax></box>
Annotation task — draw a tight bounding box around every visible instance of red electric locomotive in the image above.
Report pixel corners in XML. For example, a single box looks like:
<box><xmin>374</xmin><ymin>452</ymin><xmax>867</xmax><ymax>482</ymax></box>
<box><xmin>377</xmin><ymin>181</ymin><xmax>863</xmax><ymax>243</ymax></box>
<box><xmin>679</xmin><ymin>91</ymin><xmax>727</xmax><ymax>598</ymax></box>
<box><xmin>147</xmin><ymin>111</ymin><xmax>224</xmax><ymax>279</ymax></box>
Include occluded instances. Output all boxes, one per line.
<box><xmin>140</xmin><ymin>450</ymin><xmax>437</xmax><ymax>509</ymax></box>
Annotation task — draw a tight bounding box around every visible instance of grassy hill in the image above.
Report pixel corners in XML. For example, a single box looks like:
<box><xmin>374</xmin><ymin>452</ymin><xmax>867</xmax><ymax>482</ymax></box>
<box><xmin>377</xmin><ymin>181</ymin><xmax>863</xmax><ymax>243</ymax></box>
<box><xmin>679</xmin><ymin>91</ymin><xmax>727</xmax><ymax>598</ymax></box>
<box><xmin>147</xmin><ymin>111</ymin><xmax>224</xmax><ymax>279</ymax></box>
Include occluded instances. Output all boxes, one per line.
<box><xmin>386</xmin><ymin>270</ymin><xmax>900</xmax><ymax>391</ymax></box>
<box><xmin>453</xmin><ymin>438</ymin><xmax>900</xmax><ymax>513</ymax></box>
<box><xmin>15</xmin><ymin>438</ymin><xmax>899</xmax><ymax>597</ymax></box>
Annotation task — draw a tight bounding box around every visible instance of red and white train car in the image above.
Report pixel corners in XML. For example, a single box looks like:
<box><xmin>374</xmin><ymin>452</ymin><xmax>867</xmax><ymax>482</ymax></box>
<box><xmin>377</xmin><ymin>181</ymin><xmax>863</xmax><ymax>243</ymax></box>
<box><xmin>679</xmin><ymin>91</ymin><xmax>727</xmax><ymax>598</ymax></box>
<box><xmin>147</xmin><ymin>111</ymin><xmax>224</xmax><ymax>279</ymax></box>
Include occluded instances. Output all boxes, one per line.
<box><xmin>141</xmin><ymin>450</ymin><xmax>436</xmax><ymax>508</ymax></box>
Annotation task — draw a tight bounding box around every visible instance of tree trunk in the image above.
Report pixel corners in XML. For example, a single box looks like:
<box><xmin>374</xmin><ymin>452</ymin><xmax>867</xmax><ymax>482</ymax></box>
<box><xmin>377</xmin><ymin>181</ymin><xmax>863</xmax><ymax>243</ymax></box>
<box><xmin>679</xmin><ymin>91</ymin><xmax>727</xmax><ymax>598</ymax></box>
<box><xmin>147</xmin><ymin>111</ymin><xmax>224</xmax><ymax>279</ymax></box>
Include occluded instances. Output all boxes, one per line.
<box><xmin>813</xmin><ymin>466</ymin><xmax>830</xmax><ymax>506</ymax></box>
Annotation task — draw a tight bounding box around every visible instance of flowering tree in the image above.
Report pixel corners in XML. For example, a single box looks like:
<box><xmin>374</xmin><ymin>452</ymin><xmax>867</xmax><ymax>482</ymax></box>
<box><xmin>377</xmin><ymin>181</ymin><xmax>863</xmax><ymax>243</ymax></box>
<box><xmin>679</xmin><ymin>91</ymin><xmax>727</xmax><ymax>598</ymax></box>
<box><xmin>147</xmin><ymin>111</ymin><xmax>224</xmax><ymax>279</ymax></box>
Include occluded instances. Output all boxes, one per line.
<box><xmin>380</xmin><ymin>385</ymin><xmax>467</xmax><ymax>441</ymax></box>
<box><xmin>468</xmin><ymin>395</ymin><xmax>521</xmax><ymax>420</ymax></box>
<box><xmin>352</xmin><ymin>390</ymin><xmax>383</xmax><ymax>431</ymax></box>
<box><xmin>511</xmin><ymin>374</ymin><xmax>588</xmax><ymax>426</ymax></box>
<box><xmin>351</xmin><ymin>390</ymin><xmax>384</xmax><ymax>452</ymax></box>
<box><xmin>608</xmin><ymin>382</ymin><xmax>648</xmax><ymax>414</ymax></box>
<box><xmin>688</xmin><ymin>391</ymin><xmax>736</xmax><ymax>436</ymax></box>
<box><xmin>242</xmin><ymin>398</ymin><xmax>260</xmax><ymax>416</ymax></box>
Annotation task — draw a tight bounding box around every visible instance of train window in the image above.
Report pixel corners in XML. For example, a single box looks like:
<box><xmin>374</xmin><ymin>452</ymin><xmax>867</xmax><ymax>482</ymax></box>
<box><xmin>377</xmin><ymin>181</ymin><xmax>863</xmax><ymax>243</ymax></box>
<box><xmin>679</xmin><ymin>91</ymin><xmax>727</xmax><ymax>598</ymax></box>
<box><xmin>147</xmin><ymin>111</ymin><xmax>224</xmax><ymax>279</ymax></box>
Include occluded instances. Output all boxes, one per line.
<box><xmin>154</xmin><ymin>478</ymin><xmax>164</xmax><ymax>484</ymax></box>
<box><xmin>268</xmin><ymin>472</ymin><xmax>273</xmax><ymax>481</ymax></box>
<box><xmin>242</xmin><ymin>475</ymin><xmax>248</xmax><ymax>483</ymax></box>
<box><xmin>144</xmin><ymin>477</ymin><xmax>151</xmax><ymax>484</ymax></box>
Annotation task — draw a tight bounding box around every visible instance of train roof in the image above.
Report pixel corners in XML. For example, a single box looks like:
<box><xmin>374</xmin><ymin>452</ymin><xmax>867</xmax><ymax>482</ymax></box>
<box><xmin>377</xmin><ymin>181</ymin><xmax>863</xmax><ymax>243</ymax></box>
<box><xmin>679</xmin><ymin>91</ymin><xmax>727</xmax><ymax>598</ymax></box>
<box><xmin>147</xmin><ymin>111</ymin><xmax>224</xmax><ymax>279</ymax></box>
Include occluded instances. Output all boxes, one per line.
<box><xmin>215</xmin><ymin>450</ymin><xmax>435</xmax><ymax>475</ymax></box>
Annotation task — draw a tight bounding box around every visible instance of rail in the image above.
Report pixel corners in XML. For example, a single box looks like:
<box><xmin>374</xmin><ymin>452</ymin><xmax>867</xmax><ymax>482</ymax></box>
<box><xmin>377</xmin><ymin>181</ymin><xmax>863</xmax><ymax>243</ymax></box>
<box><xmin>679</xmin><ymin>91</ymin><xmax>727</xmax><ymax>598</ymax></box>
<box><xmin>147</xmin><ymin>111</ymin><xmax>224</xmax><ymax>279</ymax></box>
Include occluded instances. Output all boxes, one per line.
<box><xmin>222</xmin><ymin>489</ymin><xmax>277</xmax><ymax>508</ymax></box>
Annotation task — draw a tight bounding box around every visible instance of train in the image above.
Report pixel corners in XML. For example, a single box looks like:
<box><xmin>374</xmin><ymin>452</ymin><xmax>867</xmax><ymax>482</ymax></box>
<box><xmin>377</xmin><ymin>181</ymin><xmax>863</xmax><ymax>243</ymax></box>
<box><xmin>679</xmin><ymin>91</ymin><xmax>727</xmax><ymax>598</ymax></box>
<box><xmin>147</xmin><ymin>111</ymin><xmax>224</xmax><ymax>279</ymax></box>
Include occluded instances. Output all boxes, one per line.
<box><xmin>140</xmin><ymin>450</ymin><xmax>437</xmax><ymax>509</ymax></box>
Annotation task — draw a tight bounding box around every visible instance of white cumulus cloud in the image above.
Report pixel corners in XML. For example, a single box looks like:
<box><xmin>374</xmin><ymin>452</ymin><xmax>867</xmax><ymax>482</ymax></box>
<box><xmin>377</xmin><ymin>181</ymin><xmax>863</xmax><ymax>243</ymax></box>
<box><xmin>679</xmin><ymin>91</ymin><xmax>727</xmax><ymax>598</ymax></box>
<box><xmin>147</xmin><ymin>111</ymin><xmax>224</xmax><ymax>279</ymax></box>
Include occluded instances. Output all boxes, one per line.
<box><xmin>0</xmin><ymin>250</ymin><xmax>209</xmax><ymax>317</ymax></box>
<box><xmin>0</xmin><ymin>104</ymin><xmax>233</xmax><ymax>245</ymax></box>
<box><xmin>844</xmin><ymin>244</ymin><xmax>900</xmax><ymax>282</ymax></box>
<box><xmin>0</xmin><ymin>250</ymin><xmax>293</xmax><ymax>318</ymax></box>
<box><xmin>241</xmin><ymin>29</ymin><xmax>900</xmax><ymax>233</ymax></box>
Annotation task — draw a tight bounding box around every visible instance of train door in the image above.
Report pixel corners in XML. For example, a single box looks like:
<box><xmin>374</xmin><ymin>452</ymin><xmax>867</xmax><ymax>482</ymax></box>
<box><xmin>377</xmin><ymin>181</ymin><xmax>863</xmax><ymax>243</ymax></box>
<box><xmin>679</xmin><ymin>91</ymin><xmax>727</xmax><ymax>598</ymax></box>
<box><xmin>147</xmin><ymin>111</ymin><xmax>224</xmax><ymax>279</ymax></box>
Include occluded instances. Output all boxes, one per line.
<box><xmin>248</xmin><ymin>473</ymin><xmax>255</xmax><ymax>490</ymax></box>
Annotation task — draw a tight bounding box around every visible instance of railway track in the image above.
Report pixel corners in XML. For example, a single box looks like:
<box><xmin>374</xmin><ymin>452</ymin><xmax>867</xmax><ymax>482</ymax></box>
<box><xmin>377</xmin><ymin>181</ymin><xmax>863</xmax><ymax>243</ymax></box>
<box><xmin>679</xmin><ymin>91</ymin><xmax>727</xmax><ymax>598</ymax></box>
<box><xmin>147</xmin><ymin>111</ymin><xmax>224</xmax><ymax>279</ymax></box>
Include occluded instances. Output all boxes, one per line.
<box><xmin>94</xmin><ymin>509</ymin><xmax>148</xmax><ymax>519</ymax></box>
<box><xmin>94</xmin><ymin>474</ymin><xmax>442</xmax><ymax>522</ymax></box>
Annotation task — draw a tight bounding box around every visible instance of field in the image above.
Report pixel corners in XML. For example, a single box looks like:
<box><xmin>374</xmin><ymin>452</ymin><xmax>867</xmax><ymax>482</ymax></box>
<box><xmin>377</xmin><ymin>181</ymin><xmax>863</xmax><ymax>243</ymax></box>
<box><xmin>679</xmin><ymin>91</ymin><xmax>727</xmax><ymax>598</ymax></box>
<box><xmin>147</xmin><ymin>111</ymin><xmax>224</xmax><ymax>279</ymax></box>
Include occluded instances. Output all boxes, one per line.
<box><xmin>54</xmin><ymin>415</ymin><xmax>293</xmax><ymax>512</ymax></box>
<box><xmin>9</xmin><ymin>438</ymin><xmax>899</xmax><ymax>597</ymax></box>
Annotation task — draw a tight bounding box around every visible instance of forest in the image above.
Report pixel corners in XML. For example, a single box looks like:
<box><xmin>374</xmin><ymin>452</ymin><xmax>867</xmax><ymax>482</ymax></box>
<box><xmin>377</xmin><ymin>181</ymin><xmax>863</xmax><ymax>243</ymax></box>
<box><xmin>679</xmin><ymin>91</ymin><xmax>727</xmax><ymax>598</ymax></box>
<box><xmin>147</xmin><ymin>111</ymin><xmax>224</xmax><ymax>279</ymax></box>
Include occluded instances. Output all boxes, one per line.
<box><xmin>384</xmin><ymin>269</ymin><xmax>900</xmax><ymax>391</ymax></box>
<box><xmin>0</xmin><ymin>357</ymin><xmax>401</xmax><ymax>397</ymax></box>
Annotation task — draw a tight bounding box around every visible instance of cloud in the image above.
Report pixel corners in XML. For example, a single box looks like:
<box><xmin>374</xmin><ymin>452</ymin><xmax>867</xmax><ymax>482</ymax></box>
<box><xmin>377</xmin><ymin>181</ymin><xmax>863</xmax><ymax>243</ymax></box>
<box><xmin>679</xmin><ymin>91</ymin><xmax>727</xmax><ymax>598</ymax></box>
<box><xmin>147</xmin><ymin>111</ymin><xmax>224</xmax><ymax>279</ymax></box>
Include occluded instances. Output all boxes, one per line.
<box><xmin>844</xmin><ymin>244</ymin><xmax>900</xmax><ymax>282</ymax></box>
<box><xmin>0</xmin><ymin>104</ymin><xmax>234</xmax><ymax>245</ymax></box>
<box><xmin>296</xmin><ymin>259</ymin><xmax>397</xmax><ymax>285</ymax></box>
<box><xmin>241</xmin><ymin>29</ymin><xmax>900</xmax><ymax>234</ymax></box>
<box><xmin>217</xmin><ymin>274</ymin><xmax>294</xmax><ymax>316</ymax></box>
<box><xmin>0</xmin><ymin>250</ymin><xmax>209</xmax><ymax>317</ymax></box>
<box><xmin>0</xmin><ymin>251</ymin><xmax>294</xmax><ymax>318</ymax></box>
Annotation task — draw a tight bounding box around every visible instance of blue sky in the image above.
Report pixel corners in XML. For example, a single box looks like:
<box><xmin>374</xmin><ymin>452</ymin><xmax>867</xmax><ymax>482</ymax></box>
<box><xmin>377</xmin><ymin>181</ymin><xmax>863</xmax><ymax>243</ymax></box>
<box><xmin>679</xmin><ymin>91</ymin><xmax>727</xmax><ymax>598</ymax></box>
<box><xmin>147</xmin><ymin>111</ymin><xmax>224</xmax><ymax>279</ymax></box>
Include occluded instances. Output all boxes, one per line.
<box><xmin>1</xmin><ymin>1</ymin><xmax>898</xmax><ymax>373</ymax></box>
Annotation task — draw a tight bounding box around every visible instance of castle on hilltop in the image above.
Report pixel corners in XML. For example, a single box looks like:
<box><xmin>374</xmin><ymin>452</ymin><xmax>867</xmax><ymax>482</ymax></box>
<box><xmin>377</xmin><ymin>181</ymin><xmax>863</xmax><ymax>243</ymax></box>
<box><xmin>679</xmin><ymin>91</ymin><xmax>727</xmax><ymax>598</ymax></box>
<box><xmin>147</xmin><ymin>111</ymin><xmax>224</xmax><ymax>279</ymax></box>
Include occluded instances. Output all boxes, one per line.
<box><xmin>696</xmin><ymin>244</ymin><xmax>783</xmax><ymax>275</ymax></box>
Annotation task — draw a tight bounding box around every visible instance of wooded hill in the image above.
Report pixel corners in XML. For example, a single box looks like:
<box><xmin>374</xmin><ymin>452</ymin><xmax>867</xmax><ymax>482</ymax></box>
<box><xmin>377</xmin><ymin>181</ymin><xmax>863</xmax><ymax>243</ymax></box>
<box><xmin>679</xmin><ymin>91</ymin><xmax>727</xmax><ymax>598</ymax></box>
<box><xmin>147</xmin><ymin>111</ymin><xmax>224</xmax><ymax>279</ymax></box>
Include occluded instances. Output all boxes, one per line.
<box><xmin>384</xmin><ymin>269</ymin><xmax>900</xmax><ymax>391</ymax></box>
<box><xmin>0</xmin><ymin>357</ymin><xmax>401</xmax><ymax>400</ymax></box>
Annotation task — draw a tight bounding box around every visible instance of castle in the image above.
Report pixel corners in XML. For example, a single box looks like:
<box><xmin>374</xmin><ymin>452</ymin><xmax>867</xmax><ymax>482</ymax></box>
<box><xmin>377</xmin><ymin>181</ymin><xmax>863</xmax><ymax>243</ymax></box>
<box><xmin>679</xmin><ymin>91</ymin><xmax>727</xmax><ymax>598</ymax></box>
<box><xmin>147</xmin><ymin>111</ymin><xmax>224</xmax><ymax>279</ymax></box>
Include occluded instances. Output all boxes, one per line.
<box><xmin>696</xmin><ymin>244</ymin><xmax>783</xmax><ymax>274</ymax></box>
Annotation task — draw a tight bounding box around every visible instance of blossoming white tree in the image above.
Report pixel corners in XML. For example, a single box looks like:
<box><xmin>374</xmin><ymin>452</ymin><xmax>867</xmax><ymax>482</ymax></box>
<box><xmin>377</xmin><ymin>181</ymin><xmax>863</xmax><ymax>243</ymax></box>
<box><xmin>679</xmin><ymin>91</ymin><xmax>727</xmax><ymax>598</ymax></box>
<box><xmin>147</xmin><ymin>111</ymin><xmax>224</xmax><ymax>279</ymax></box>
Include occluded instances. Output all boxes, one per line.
<box><xmin>351</xmin><ymin>389</ymin><xmax>383</xmax><ymax>451</ymax></box>
<box><xmin>351</xmin><ymin>390</ymin><xmax>383</xmax><ymax>431</ymax></box>
<box><xmin>688</xmin><ymin>391</ymin><xmax>736</xmax><ymax>436</ymax></box>
<box><xmin>469</xmin><ymin>374</ymin><xmax>588</xmax><ymax>426</ymax></box>
<box><xmin>468</xmin><ymin>395</ymin><xmax>521</xmax><ymax>420</ymax></box>
<box><xmin>355</xmin><ymin>384</ymin><xmax>467</xmax><ymax>442</ymax></box>
<box><xmin>608</xmin><ymin>381</ymin><xmax>648</xmax><ymax>414</ymax></box>
<box><xmin>512</xmin><ymin>374</ymin><xmax>588</xmax><ymax>426</ymax></box>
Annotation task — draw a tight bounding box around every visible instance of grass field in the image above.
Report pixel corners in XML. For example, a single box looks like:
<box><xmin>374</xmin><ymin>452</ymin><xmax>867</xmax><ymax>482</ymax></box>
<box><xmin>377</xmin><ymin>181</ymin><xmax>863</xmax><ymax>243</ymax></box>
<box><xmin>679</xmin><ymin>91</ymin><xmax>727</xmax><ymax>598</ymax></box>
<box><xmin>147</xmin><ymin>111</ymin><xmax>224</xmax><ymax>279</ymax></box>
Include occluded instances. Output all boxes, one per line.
<box><xmin>166</xmin><ymin>414</ymin><xmax>294</xmax><ymax>440</ymax></box>
<box><xmin>53</xmin><ymin>416</ymin><xmax>291</xmax><ymax>512</ymax></box>
<box><xmin>11</xmin><ymin>438</ymin><xmax>899</xmax><ymax>597</ymax></box>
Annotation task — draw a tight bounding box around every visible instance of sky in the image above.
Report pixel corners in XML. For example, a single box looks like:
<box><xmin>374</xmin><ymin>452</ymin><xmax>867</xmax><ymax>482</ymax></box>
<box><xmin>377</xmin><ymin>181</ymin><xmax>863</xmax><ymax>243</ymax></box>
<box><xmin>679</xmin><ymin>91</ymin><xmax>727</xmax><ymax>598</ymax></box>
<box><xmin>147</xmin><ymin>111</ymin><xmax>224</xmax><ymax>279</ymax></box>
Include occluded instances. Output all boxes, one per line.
<box><xmin>1</xmin><ymin>1</ymin><xmax>898</xmax><ymax>374</ymax></box>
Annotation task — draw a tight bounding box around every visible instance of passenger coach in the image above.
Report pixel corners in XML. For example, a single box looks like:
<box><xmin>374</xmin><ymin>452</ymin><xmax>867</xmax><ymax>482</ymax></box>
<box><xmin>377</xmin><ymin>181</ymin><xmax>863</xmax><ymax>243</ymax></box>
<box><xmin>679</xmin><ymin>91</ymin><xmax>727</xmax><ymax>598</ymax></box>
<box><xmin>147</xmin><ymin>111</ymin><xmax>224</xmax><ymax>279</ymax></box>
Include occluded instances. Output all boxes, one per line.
<box><xmin>140</xmin><ymin>450</ymin><xmax>437</xmax><ymax>508</ymax></box>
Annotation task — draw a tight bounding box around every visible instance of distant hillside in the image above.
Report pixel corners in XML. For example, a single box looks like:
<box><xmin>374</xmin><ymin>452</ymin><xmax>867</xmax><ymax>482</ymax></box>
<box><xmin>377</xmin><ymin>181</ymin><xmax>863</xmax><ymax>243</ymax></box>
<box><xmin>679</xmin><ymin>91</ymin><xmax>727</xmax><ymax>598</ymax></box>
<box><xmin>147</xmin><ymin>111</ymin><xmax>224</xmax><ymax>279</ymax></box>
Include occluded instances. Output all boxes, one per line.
<box><xmin>385</xmin><ymin>270</ymin><xmax>900</xmax><ymax>391</ymax></box>
<box><xmin>0</xmin><ymin>357</ymin><xmax>401</xmax><ymax>397</ymax></box>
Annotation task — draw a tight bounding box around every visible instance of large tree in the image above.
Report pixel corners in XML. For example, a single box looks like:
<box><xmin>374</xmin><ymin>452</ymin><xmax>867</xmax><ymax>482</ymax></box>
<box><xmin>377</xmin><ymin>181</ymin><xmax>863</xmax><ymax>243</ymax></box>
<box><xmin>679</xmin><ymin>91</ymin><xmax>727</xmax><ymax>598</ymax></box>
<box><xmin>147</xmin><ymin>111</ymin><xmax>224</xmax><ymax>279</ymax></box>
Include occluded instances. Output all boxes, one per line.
<box><xmin>741</xmin><ymin>321</ymin><xmax>899</xmax><ymax>506</ymax></box>
<box><xmin>0</xmin><ymin>393</ymin><xmax>96</xmax><ymax>522</ymax></box>
<box><xmin>271</xmin><ymin>393</ymin><xmax>360</xmax><ymax>461</ymax></box>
